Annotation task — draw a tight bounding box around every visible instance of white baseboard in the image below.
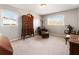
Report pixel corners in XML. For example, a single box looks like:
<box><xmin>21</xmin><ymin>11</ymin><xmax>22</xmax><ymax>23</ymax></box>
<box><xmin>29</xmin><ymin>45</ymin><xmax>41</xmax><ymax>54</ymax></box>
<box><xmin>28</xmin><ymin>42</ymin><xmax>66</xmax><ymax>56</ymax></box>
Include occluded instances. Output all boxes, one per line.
<box><xmin>10</xmin><ymin>33</ymin><xmax>65</xmax><ymax>42</ymax></box>
<box><xmin>50</xmin><ymin>33</ymin><xmax>65</xmax><ymax>37</ymax></box>
<box><xmin>10</xmin><ymin>37</ymin><xmax>21</xmax><ymax>42</ymax></box>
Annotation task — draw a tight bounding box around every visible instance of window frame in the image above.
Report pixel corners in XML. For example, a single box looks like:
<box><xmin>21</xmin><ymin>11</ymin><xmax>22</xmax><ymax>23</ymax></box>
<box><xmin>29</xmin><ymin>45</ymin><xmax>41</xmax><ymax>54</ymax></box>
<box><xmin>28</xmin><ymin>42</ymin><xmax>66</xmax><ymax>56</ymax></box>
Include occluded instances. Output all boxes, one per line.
<box><xmin>0</xmin><ymin>9</ymin><xmax>18</xmax><ymax>26</ymax></box>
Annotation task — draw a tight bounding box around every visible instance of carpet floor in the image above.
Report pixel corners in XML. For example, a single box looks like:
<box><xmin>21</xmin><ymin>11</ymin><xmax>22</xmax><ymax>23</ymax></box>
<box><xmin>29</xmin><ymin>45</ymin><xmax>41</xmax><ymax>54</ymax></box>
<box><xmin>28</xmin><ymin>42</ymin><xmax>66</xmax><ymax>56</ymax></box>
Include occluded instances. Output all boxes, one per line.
<box><xmin>11</xmin><ymin>35</ymin><xmax>69</xmax><ymax>55</ymax></box>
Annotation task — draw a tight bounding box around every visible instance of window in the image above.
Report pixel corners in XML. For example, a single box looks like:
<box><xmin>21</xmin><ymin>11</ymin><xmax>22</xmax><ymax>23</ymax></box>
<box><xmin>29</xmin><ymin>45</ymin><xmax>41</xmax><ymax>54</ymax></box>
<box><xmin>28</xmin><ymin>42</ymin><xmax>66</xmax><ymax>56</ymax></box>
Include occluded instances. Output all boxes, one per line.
<box><xmin>47</xmin><ymin>15</ymin><xmax>64</xmax><ymax>26</ymax></box>
<box><xmin>1</xmin><ymin>9</ymin><xmax>18</xmax><ymax>25</ymax></box>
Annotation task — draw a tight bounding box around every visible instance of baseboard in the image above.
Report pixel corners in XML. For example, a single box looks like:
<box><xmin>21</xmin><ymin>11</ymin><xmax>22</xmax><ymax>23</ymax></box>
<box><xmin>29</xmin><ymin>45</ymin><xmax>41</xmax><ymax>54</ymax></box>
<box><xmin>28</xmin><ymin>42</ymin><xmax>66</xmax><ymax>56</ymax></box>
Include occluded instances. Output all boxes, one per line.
<box><xmin>10</xmin><ymin>33</ymin><xmax>65</xmax><ymax>42</ymax></box>
<box><xmin>50</xmin><ymin>33</ymin><xmax>65</xmax><ymax>38</ymax></box>
<box><xmin>10</xmin><ymin>37</ymin><xmax>21</xmax><ymax>42</ymax></box>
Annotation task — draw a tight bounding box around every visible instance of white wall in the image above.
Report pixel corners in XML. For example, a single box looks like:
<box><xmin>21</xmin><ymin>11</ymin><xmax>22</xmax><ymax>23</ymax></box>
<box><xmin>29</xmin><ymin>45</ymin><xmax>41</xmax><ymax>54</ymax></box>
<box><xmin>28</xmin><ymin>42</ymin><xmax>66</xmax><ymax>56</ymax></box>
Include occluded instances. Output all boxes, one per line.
<box><xmin>77</xmin><ymin>9</ymin><xmax>79</xmax><ymax>30</ymax></box>
<box><xmin>0</xmin><ymin>5</ymin><xmax>41</xmax><ymax>40</ymax></box>
<box><xmin>42</xmin><ymin>8</ymin><xmax>79</xmax><ymax>36</ymax></box>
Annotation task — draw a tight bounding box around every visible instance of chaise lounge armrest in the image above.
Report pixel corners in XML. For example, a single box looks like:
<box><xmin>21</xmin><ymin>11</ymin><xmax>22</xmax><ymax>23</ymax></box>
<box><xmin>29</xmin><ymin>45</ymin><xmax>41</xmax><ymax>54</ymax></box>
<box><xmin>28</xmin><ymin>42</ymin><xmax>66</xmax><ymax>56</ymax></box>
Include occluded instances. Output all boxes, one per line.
<box><xmin>0</xmin><ymin>35</ymin><xmax>13</xmax><ymax>55</ymax></box>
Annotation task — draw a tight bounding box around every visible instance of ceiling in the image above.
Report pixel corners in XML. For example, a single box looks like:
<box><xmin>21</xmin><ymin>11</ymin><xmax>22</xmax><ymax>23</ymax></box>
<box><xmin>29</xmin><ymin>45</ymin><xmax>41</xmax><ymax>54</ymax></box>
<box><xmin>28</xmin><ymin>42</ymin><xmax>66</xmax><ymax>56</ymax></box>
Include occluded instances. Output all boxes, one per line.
<box><xmin>8</xmin><ymin>4</ymin><xmax>79</xmax><ymax>15</ymax></box>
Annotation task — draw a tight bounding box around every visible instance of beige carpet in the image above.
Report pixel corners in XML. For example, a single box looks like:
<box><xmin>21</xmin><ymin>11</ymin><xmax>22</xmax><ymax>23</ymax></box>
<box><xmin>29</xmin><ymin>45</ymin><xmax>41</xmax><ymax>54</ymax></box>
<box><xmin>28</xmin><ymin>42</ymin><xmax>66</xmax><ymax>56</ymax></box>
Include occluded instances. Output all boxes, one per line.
<box><xmin>11</xmin><ymin>35</ymin><xmax>69</xmax><ymax>55</ymax></box>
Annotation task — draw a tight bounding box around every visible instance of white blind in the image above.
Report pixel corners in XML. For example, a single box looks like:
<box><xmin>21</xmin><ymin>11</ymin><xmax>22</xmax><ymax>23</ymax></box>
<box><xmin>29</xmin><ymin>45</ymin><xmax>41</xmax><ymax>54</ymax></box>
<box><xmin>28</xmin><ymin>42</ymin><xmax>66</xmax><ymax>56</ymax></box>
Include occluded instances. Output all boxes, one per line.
<box><xmin>47</xmin><ymin>15</ymin><xmax>64</xmax><ymax>26</ymax></box>
<box><xmin>1</xmin><ymin>9</ymin><xmax>18</xmax><ymax>25</ymax></box>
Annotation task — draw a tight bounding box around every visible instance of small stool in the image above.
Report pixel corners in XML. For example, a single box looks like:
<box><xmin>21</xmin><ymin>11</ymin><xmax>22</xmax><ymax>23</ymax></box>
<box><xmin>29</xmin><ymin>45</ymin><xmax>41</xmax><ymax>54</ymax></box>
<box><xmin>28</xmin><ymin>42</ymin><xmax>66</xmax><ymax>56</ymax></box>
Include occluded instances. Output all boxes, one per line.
<box><xmin>42</xmin><ymin>33</ymin><xmax>49</xmax><ymax>38</ymax></box>
<box><xmin>41</xmin><ymin>32</ymin><xmax>49</xmax><ymax>38</ymax></box>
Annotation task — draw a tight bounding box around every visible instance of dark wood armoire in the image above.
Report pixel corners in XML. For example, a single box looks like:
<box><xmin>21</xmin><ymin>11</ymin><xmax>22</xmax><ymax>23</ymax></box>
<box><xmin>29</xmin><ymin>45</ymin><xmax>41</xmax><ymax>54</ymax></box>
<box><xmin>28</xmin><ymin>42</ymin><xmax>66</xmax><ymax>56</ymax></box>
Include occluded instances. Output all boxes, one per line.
<box><xmin>21</xmin><ymin>14</ymin><xmax>34</xmax><ymax>39</ymax></box>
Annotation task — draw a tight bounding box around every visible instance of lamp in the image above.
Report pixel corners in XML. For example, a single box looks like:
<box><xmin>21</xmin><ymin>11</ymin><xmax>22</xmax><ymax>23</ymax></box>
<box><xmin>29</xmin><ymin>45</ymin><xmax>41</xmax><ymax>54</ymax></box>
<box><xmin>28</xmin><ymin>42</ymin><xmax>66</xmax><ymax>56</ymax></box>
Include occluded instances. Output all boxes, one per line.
<box><xmin>66</xmin><ymin>34</ymin><xmax>70</xmax><ymax>38</ymax></box>
<box><xmin>65</xmin><ymin>34</ymin><xmax>70</xmax><ymax>44</ymax></box>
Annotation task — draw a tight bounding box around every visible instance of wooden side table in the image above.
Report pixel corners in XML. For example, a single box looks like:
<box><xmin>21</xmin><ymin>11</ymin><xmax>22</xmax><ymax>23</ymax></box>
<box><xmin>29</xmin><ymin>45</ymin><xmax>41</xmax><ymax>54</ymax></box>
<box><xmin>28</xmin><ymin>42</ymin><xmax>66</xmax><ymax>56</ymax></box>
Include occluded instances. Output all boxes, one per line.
<box><xmin>69</xmin><ymin>35</ymin><xmax>79</xmax><ymax>55</ymax></box>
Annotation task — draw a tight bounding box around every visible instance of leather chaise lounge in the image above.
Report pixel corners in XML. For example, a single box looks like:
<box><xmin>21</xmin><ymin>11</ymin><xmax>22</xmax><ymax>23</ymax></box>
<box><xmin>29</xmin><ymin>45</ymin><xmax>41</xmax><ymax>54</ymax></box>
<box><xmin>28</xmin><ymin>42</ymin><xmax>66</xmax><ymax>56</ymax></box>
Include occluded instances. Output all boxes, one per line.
<box><xmin>0</xmin><ymin>35</ymin><xmax>13</xmax><ymax>55</ymax></box>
